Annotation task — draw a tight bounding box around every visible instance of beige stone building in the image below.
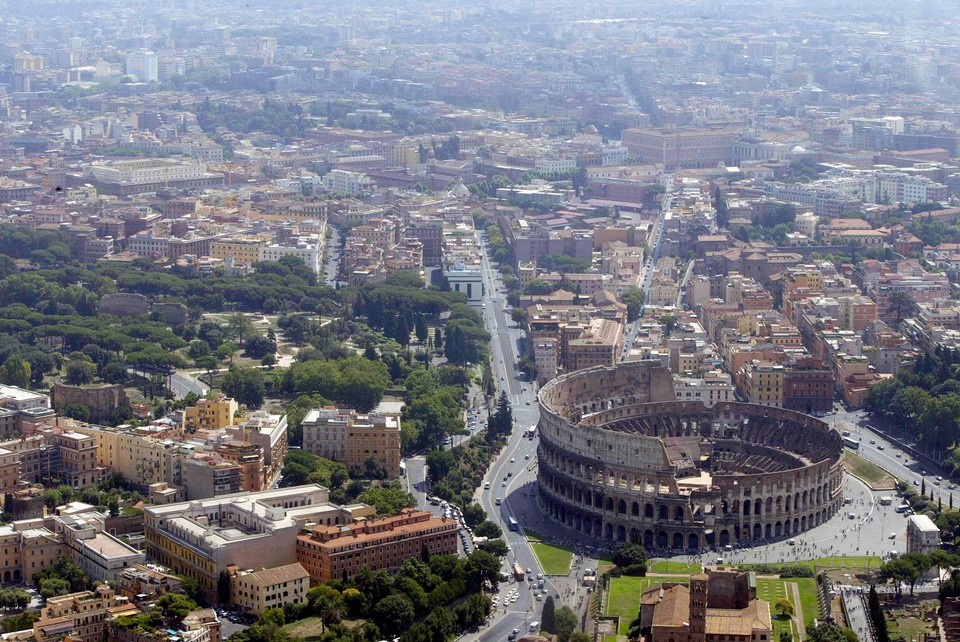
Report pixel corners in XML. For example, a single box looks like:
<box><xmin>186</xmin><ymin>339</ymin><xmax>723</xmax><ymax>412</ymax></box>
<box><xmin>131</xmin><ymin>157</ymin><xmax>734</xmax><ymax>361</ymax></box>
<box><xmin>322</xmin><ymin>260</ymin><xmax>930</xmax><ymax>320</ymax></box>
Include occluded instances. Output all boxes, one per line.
<box><xmin>229</xmin><ymin>563</ymin><xmax>310</xmax><ymax>615</ymax></box>
<box><xmin>301</xmin><ymin>408</ymin><xmax>402</xmax><ymax>478</ymax></box>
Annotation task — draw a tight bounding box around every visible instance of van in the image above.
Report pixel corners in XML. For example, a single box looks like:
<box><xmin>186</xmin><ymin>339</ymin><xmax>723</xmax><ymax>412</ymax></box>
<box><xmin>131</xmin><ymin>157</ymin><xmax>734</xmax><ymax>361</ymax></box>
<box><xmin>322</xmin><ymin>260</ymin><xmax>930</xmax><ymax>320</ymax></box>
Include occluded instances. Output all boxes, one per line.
<box><xmin>529</xmin><ymin>622</ymin><xmax>540</xmax><ymax>633</ymax></box>
<box><xmin>848</xmin><ymin>512</ymin><xmax>857</xmax><ymax>520</ymax></box>
<box><xmin>495</xmin><ymin>498</ymin><xmax>502</xmax><ymax>505</ymax></box>
<box><xmin>484</xmin><ymin>481</ymin><xmax>490</xmax><ymax>489</ymax></box>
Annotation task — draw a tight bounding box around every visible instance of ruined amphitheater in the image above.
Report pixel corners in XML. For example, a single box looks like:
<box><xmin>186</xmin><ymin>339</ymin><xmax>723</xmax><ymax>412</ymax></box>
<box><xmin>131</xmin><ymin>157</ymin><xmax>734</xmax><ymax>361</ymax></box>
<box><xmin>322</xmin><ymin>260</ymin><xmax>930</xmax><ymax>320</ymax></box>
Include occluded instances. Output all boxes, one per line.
<box><xmin>536</xmin><ymin>360</ymin><xmax>844</xmax><ymax>549</ymax></box>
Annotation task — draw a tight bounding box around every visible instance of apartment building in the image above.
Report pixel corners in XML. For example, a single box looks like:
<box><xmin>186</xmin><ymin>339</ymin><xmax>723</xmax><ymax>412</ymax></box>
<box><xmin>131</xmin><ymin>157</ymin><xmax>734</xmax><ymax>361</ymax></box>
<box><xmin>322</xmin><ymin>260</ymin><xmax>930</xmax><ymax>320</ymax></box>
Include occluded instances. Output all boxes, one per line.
<box><xmin>54</xmin><ymin>431</ymin><xmax>105</xmax><ymax>489</ymax></box>
<box><xmin>116</xmin><ymin>564</ymin><xmax>183</xmax><ymax>600</ymax></box>
<box><xmin>34</xmin><ymin>586</ymin><xmax>132</xmax><ymax>642</ymax></box>
<box><xmin>0</xmin><ymin>447</ymin><xmax>20</xmax><ymax>497</ymax></box>
<box><xmin>210</xmin><ymin>239</ymin><xmax>266</xmax><ymax>268</ymax></box>
<box><xmin>183</xmin><ymin>396</ymin><xmax>239</xmax><ymax>432</ymax></box>
<box><xmin>672</xmin><ymin>371</ymin><xmax>735</xmax><ymax>407</ymax></box>
<box><xmin>566</xmin><ymin>318</ymin><xmax>623</xmax><ymax>372</ymax></box>
<box><xmin>229</xmin><ymin>563</ymin><xmax>309</xmax><ymax>615</ymax></box>
<box><xmin>258</xmin><ymin>241</ymin><xmax>321</xmax><ymax>274</ymax></box>
<box><xmin>225</xmin><ymin>411</ymin><xmax>288</xmax><ymax>485</ymax></box>
<box><xmin>296</xmin><ymin>508</ymin><xmax>457</xmax><ymax>584</ymax></box>
<box><xmin>301</xmin><ymin>408</ymin><xmax>401</xmax><ymax>479</ymax></box>
<box><xmin>144</xmin><ymin>486</ymin><xmax>373</xmax><ymax>600</ymax></box>
<box><xmin>782</xmin><ymin>357</ymin><xmax>834</xmax><ymax>414</ymax></box>
<box><xmin>736</xmin><ymin>361</ymin><xmax>784</xmax><ymax>407</ymax></box>
<box><xmin>533</xmin><ymin>338</ymin><xmax>559</xmax><ymax>385</ymax></box>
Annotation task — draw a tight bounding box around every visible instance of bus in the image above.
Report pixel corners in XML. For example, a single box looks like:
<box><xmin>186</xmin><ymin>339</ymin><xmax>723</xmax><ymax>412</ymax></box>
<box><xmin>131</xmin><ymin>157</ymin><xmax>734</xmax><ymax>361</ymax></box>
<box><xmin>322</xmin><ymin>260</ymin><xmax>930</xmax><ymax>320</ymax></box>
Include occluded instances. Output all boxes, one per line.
<box><xmin>513</xmin><ymin>562</ymin><xmax>525</xmax><ymax>581</ymax></box>
<box><xmin>842</xmin><ymin>436</ymin><xmax>859</xmax><ymax>450</ymax></box>
<box><xmin>508</xmin><ymin>516</ymin><xmax>519</xmax><ymax>531</ymax></box>
<box><xmin>527</xmin><ymin>426</ymin><xmax>537</xmax><ymax>439</ymax></box>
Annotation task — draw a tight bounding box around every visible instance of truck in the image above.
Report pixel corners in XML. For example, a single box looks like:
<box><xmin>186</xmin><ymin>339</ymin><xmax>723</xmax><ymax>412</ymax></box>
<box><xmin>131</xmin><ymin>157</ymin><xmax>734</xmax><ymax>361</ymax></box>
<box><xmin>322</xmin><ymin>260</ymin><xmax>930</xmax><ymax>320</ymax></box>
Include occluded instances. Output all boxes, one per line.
<box><xmin>513</xmin><ymin>562</ymin><xmax>525</xmax><ymax>581</ymax></box>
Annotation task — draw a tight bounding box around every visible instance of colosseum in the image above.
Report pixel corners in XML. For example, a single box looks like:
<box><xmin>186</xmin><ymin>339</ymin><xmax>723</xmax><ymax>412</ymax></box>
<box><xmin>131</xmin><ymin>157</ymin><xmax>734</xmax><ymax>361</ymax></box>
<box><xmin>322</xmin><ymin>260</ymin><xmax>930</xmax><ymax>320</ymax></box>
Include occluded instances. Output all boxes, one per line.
<box><xmin>536</xmin><ymin>361</ymin><xmax>844</xmax><ymax>550</ymax></box>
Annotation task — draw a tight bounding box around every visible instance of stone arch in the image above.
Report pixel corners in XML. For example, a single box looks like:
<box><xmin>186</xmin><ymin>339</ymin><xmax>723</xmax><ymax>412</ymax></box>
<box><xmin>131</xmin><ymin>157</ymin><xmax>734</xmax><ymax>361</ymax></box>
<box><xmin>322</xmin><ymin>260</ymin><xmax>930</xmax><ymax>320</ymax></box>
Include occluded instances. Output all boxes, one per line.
<box><xmin>672</xmin><ymin>532</ymin><xmax>684</xmax><ymax>549</ymax></box>
<box><xmin>617</xmin><ymin>525</ymin><xmax>626</xmax><ymax>541</ymax></box>
<box><xmin>775</xmin><ymin>521</ymin><xmax>782</xmax><ymax>537</ymax></box>
<box><xmin>743</xmin><ymin>501</ymin><xmax>750</xmax><ymax>516</ymax></box>
<box><xmin>618</xmin><ymin>499</ymin><xmax>626</xmax><ymax>514</ymax></box>
<box><xmin>604</xmin><ymin>523</ymin><xmax>613</xmax><ymax>540</ymax></box>
<box><xmin>657</xmin><ymin>531</ymin><xmax>668</xmax><ymax>548</ymax></box>
<box><xmin>793</xmin><ymin>517</ymin><xmax>800</xmax><ymax>533</ymax></box>
<box><xmin>630</xmin><ymin>528</ymin><xmax>640</xmax><ymax>544</ymax></box>
<box><xmin>605</xmin><ymin>497</ymin><xmax>614</xmax><ymax>511</ymax></box>
<box><xmin>785</xmin><ymin>495</ymin><xmax>792</xmax><ymax>512</ymax></box>
<box><xmin>674</xmin><ymin>506</ymin><xmax>684</xmax><ymax>521</ymax></box>
<box><xmin>688</xmin><ymin>533</ymin><xmax>699</xmax><ymax>550</ymax></box>
<box><xmin>801</xmin><ymin>516</ymin><xmax>807</xmax><ymax>531</ymax></box>
<box><xmin>645</xmin><ymin>503</ymin><xmax>654</xmax><ymax>518</ymax></box>
<box><xmin>765</xmin><ymin>524</ymin><xmax>772</xmax><ymax>539</ymax></box>
<box><xmin>632</xmin><ymin>501</ymin><xmax>640</xmax><ymax>517</ymax></box>
<box><xmin>753</xmin><ymin>523</ymin><xmax>762</xmax><ymax>539</ymax></box>
<box><xmin>754</xmin><ymin>498</ymin><xmax>762</xmax><ymax>515</ymax></box>
<box><xmin>644</xmin><ymin>529</ymin><xmax>654</xmax><ymax>547</ymax></box>
<box><xmin>794</xmin><ymin>492</ymin><xmax>800</xmax><ymax>510</ymax></box>
<box><xmin>719</xmin><ymin>529</ymin><xmax>730</xmax><ymax>546</ymax></box>
<box><xmin>765</xmin><ymin>497</ymin><xmax>773</xmax><ymax>514</ymax></box>
<box><xmin>659</xmin><ymin>505</ymin><xmax>668</xmax><ymax>520</ymax></box>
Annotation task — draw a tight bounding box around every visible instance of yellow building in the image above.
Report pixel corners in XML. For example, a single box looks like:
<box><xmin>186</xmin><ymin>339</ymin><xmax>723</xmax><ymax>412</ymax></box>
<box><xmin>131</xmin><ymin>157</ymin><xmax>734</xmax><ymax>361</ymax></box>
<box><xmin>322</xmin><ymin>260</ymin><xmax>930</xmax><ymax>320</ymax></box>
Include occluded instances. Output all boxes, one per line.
<box><xmin>184</xmin><ymin>396</ymin><xmax>239</xmax><ymax>432</ymax></box>
<box><xmin>210</xmin><ymin>238</ymin><xmax>267</xmax><ymax>267</ymax></box>
<box><xmin>737</xmin><ymin>361</ymin><xmax>784</xmax><ymax>407</ymax></box>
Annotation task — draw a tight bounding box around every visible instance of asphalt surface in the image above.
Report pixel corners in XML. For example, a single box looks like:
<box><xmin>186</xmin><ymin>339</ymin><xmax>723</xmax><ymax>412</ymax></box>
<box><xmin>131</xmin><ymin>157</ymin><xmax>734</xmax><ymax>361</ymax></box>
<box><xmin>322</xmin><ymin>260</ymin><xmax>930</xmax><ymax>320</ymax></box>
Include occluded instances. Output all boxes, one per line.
<box><xmin>839</xmin><ymin>586</ymin><xmax>875</xmax><ymax>642</ymax></box>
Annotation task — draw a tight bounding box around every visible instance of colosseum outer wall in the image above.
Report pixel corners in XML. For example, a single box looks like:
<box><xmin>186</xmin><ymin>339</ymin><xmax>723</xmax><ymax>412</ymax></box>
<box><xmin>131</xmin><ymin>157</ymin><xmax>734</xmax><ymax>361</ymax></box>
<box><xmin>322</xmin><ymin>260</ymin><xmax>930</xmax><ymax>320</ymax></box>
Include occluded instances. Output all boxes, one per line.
<box><xmin>535</xmin><ymin>361</ymin><xmax>844</xmax><ymax>549</ymax></box>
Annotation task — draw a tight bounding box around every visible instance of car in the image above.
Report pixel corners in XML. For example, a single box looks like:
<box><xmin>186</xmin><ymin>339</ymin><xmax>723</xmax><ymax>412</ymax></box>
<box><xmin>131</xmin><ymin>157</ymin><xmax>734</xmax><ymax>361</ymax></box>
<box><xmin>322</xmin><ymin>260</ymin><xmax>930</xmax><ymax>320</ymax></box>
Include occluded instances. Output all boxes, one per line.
<box><xmin>950</xmin><ymin>484</ymin><xmax>957</xmax><ymax>490</ymax></box>
<box><xmin>890</xmin><ymin>533</ymin><xmax>897</xmax><ymax>539</ymax></box>
<box><xmin>484</xmin><ymin>482</ymin><xmax>491</xmax><ymax>489</ymax></box>
<box><xmin>536</xmin><ymin>594</ymin><xmax>543</xmax><ymax>601</ymax></box>
<box><xmin>877</xmin><ymin>445</ymin><xmax>884</xmax><ymax>450</ymax></box>
<box><xmin>938</xmin><ymin>476</ymin><xmax>944</xmax><ymax>481</ymax></box>
<box><xmin>510</xmin><ymin>458</ymin><xmax>515</xmax><ymax>463</ymax></box>
<box><xmin>788</xmin><ymin>539</ymin><xmax>796</xmax><ymax>546</ymax></box>
<box><xmin>935</xmin><ymin>480</ymin><xmax>942</xmax><ymax>486</ymax></box>
<box><xmin>870</xmin><ymin>440</ymin><xmax>876</xmax><ymax>444</ymax></box>
<box><xmin>537</xmin><ymin>574</ymin><xmax>543</xmax><ymax>580</ymax></box>
<box><xmin>914</xmin><ymin>480</ymin><xmax>920</xmax><ymax>486</ymax></box>
<box><xmin>500</xmin><ymin>376</ymin><xmax>504</xmax><ymax>380</ymax></box>
<box><xmin>896</xmin><ymin>453</ymin><xmax>902</xmax><ymax>458</ymax></box>
<box><xmin>525</xmin><ymin>400</ymin><xmax>531</xmax><ymax>405</ymax></box>
<box><xmin>526</xmin><ymin>568</ymin><xmax>532</xmax><ymax>575</ymax></box>
<box><xmin>507</xmin><ymin>471</ymin><xmax>513</xmax><ymax>477</ymax></box>
<box><xmin>502</xmin><ymin>481</ymin><xmax>507</xmax><ymax>487</ymax></box>
<box><xmin>525</xmin><ymin>454</ymin><xmax>530</xmax><ymax>460</ymax></box>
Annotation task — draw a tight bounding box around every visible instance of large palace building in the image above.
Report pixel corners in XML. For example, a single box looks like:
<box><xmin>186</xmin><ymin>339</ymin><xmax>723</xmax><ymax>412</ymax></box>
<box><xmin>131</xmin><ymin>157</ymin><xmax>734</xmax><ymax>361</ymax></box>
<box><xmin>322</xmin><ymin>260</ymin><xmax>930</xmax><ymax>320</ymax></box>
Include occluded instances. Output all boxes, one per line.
<box><xmin>536</xmin><ymin>361</ymin><xmax>844</xmax><ymax>550</ymax></box>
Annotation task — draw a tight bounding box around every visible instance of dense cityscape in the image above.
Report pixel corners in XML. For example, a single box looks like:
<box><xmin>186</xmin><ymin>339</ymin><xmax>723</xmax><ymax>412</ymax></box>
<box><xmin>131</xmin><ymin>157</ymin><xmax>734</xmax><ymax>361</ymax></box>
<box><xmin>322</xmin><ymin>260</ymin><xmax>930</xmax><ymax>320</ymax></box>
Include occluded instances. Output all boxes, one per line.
<box><xmin>2</xmin><ymin>1</ymin><xmax>960</xmax><ymax>642</ymax></box>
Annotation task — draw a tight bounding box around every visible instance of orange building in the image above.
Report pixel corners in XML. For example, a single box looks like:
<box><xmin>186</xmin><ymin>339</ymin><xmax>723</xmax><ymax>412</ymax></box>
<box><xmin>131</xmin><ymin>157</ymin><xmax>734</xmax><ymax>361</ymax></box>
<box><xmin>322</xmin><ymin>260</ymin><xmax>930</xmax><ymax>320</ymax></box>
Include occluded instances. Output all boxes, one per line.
<box><xmin>296</xmin><ymin>508</ymin><xmax>457</xmax><ymax>584</ymax></box>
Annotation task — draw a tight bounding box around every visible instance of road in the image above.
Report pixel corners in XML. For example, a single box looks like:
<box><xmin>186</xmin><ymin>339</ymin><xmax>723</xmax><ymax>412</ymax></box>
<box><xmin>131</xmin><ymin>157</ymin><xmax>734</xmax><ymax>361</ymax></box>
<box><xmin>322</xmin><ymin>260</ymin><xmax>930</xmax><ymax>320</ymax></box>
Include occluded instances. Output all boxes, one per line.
<box><xmin>323</xmin><ymin>225</ymin><xmax>341</xmax><ymax>287</ymax></box>
<box><xmin>839</xmin><ymin>587</ymin><xmax>875</xmax><ymax>642</ymax></box>
<box><xmin>620</xmin><ymin>177</ymin><xmax>670</xmax><ymax>362</ymax></box>
<box><xmin>170</xmin><ymin>371</ymin><xmax>209</xmax><ymax>398</ymax></box>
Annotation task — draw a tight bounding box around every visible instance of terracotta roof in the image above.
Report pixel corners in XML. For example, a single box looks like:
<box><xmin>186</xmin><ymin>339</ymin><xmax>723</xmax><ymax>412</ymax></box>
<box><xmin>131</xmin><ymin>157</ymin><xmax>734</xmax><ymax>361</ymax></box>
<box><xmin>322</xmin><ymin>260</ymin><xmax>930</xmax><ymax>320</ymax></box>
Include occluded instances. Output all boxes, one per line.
<box><xmin>238</xmin><ymin>563</ymin><xmax>309</xmax><ymax>586</ymax></box>
<box><xmin>705</xmin><ymin>599</ymin><xmax>771</xmax><ymax>635</ymax></box>
<box><xmin>651</xmin><ymin>585</ymin><xmax>690</xmax><ymax>628</ymax></box>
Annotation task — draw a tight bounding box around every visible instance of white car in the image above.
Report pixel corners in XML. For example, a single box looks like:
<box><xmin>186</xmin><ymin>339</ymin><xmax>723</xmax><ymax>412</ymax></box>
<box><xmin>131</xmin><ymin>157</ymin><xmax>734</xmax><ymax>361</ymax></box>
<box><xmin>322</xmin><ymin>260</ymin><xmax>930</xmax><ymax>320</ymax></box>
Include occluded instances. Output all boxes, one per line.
<box><xmin>510</xmin><ymin>458</ymin><xmax>515</xmax><ymax>463</ymax></box>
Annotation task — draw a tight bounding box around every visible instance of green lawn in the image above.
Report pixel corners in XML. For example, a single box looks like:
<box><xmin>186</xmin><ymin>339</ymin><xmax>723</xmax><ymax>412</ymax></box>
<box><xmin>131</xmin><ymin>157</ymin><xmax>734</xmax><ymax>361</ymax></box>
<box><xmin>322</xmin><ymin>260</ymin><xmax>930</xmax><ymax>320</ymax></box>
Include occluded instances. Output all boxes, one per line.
<box><xmin>741</xmin><ymin>555</ymin><xmax>882</xmax><ymax>573</ymax></box>
<box><xmin>531</xmin><ymin>541</ymin><xmax>574</xmax><ymax>575</ymax></box>
<box><xmin>648</xmin><ymin>560</ymin><xmax>702</xmax><ymax>574</ymax></box>
<box><xmin>524</xmin><ymin>529</ymin><xmax>575</xmax><ymax>575</ymax></box>
<box><xmin>844</xmin><ymin>450</ymin><xmax>895</xmax><ymax>488</ymax></box>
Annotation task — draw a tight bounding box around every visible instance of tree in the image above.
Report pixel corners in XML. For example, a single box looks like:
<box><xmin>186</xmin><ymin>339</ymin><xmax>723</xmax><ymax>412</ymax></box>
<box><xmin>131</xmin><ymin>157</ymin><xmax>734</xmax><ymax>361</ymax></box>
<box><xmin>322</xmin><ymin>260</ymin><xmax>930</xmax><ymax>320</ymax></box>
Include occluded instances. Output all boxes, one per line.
<box><xmin>473</xmin><ymin>520</ymin><xmax>502</xmax><ymax>539</ymax></box>
<box><xmin>64</xmin><ymin>359</ymin><xmax>95</xmax><ymax>385</ymax></box>
<box><xmin>60</xmin><ymin>402</ymin><xmax>91</xmax><ymax>422</ymax></box>
<box><xmin>220</xmin><ymin>366</ymin><xmax>265</xmax><ymax>409</ymax></box>
<box><xmin>867</xmin><ymin>584</ymin><xmax>889</xmax><ymax>642</ymax></box>
<box><xmin>372</xmin><ymin>594</ymin><xmax>415</xmax><ymax>637</ymax></box>
<box><xmin>622</xmin><ymin>287</ymin><xmax>645</xmax><ymax>323</ymax></box>
<box><xmin>773</xmin><ymin>597</ymin><xmax>795</xmax><ymax>619</ymax></box>
<box><xmin>887</xmin><ymin>291</ymin><xmax>917</xmax><ymax>325</ymax></box>
<box><xmin>555</xmin><ymin>605</ymin><xmax>579</xmax><ymax>642</ymax></box>
<box><xmin>318</xmin><ymin>598</ymin><xmax>345</xmax><ymax>633</ymax></box>
<box><xmin>39</xmin><ymin>577</ymin><xmax>71</xmax><ymax>599</ymax></box>
<box><xmin>806</xmin><ymin>621</ymin><xmax>857</xmax><ymax>642</ymax></box>
<box><xmin>415</xmin><ymin>314</ymin><xmax>428</xmax><ymax>343</ymax></box>
<box><xmin>244</xmin><ymin>335</ymin><xmax>277</xmax><ymax>359</ymax></box>
<box><xmin>100</xmin><ymin>362</ymin><xmax>128</xmax><ymax>385</ymax></box>
<box><xmin>357</xmin><ymin>484</ymin><xmax>415</xmax><ymax>516</ymax></box>
<box><xmin>434</xmin><ymin>327</ymin><xmax>443</xmax><ymax>350</ymax></box>
<box><xmin>541</xmin><ymin>596</ymin><xmax>557</xmax><ymax>633</ymax></box>
<box><xmin>464</xmin><ymin>550</ymin><xmax>501</xmax><ymax>591</ymax></box>
<box><xmin>612</xmin><ymin>543</ymin><xmax>648</xmax><ymax>569</ymax></box>
<box><xmin>0</xmin><ymin>356</ymin><xmax>31</xmax><ymax>388</ymax></box>
<box><xmin>226</xmin><ymin>313</ymin><xmax>254</xmax><ymax>345</ymax></box>
<box><xmin>155</xmin><ymin>593</ymin><xmax>199</xmax><ymax>628</ymax></box>
<box><xmin>217</xmin><ymin>570</ymin><xmax>231</xmax><ymax>604</ymax></box>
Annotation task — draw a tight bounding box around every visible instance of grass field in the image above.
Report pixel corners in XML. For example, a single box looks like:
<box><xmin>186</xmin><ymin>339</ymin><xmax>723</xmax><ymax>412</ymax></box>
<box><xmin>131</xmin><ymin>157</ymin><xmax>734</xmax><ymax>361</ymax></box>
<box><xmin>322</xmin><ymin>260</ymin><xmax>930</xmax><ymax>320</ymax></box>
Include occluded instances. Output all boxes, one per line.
<box><xmin>524</xmin><ymin>529</ymin><xmax>575</xmax><ymax>575</ymax></box>
<box><xmin>844</xmin><ymin>450</ymin><xmax>897</xmax><ymax>489</ymax></box>
<box><xmin>531</xmin><ymin>541</ymin><xmax>574</xmax><ymax>575</ymax></box>
<box><xmin>740</xmin><ymin>555</ymin><xmax>882</xmax><ymax>573</ymax></box>
<box><xmin>648</xmin><ymin>560</ymin><xmax>702</xmax><ymax>574</ymax></box>
<box><xmin>283</xmin><ymin>617</ymin><xmax>326</xmax><ymax>641</ymax></box>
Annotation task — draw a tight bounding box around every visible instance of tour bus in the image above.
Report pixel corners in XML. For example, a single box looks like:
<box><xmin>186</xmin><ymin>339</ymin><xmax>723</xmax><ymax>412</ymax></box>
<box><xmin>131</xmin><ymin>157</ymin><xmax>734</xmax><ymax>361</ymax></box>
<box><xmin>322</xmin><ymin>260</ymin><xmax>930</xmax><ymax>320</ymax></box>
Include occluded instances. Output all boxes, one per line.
<box><xmin>842</xmin><ymin>436</ymin><xmax>859</xmax><ymax>450</ymax></box>
<box><xmin>508</xmin><ymin>516</ymin><xmax>519</xmax><ymax>531</ymax></box>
